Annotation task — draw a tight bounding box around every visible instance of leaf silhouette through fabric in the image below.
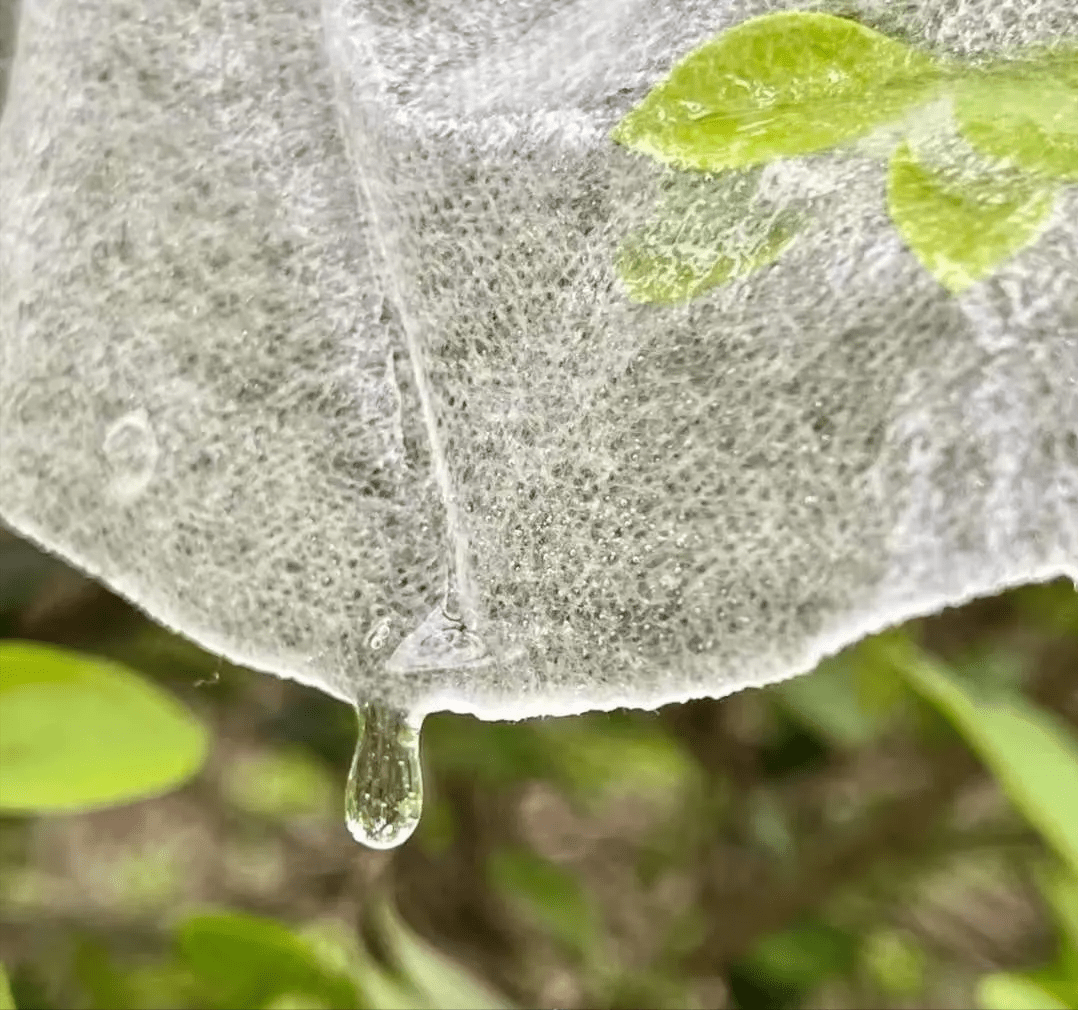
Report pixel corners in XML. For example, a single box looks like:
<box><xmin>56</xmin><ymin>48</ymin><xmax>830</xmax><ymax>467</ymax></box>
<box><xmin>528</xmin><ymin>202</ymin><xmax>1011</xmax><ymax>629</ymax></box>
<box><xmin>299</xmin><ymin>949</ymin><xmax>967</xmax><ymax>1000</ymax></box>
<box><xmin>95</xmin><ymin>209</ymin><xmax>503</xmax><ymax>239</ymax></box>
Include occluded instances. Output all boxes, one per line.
<box><xmin>0</xmin><ymin>0</ymin><xmax>1076</xmax><ymax>724</ymax></box>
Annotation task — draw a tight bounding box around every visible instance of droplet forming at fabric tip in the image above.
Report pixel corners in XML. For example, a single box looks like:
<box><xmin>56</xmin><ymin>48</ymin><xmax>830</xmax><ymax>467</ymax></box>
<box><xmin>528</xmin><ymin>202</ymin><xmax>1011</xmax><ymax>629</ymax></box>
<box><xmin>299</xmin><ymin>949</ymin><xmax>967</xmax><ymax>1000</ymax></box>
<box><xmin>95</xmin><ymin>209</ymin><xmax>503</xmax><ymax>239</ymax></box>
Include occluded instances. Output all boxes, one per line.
<box><xmin>345</xmin><ymin>701</ymin><xmax>424</xmax><ymax>849</ymax></box>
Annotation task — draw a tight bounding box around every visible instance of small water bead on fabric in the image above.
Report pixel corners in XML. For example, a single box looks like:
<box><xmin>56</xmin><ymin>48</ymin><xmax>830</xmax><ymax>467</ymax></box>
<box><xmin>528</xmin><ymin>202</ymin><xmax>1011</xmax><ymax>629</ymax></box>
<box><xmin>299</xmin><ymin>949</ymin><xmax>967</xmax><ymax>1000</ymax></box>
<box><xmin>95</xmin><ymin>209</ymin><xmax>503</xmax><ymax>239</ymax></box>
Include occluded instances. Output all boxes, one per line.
<box><xmin>102</xmin><ymin>409</ymin><xmax>159</xmax><ymax>505</ymax></box>
<box><xmin>366</xmin><ymin>617</ymin><xmax>392</xmax><ymax>652</ymax></box>
<box><xmin>385</xmin><ymin>603</ymin><xmax>492</xmax><ymax>675</ymax></box>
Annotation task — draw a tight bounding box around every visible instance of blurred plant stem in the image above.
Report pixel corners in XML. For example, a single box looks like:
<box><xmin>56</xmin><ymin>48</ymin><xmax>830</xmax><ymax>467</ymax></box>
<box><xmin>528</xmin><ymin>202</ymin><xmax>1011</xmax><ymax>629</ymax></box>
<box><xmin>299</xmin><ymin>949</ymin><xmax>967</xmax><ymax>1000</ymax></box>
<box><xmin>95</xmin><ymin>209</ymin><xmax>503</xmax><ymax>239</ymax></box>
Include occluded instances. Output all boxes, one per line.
<box><xmin>684</xmin><ymin>607</ymin><xmax>1078</xmax><ymax>972</ymax></box>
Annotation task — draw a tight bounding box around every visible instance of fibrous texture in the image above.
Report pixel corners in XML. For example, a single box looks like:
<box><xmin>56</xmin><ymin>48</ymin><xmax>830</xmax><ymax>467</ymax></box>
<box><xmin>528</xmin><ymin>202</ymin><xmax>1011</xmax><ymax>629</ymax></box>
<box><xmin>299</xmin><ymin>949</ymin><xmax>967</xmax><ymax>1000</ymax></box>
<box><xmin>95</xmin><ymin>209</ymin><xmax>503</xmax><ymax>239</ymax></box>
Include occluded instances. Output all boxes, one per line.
<box><xmin>1</xmin><ymin>0</ymin><xmax>1075</xmax><ymax>720</ymax></box>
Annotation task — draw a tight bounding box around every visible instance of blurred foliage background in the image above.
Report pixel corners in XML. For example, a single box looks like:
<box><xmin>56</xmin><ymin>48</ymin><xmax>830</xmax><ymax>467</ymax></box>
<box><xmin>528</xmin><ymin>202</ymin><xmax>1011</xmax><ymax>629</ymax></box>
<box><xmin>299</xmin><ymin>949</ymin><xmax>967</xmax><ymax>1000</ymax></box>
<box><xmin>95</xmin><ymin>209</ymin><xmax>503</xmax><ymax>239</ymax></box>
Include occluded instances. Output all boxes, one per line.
<box><xmin>1</xmin><ymin>523</ymin><xmax>1077</xmax><ymax>1010</ymax></box>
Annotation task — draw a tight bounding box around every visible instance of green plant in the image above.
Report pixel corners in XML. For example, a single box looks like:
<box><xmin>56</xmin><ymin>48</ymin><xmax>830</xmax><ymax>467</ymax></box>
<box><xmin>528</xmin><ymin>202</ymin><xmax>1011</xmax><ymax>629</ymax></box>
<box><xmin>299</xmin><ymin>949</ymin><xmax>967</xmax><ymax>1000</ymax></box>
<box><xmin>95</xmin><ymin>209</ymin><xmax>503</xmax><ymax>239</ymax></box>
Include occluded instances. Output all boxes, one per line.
<box><xmin>612</xmin><ymin>11</ymin><xmax>1077</xmax><ymax>300</ymax></box>
<box><xmin>0</xmin><ymin>641</ymin><xmax>208</xmax><ymax>812</ymax></box>
<box><xmin>3</xmin><ymin>585</ymin><xmax>1076</xmax><ymax>1009</ymax></box>
<box><xmin>769</xmin><ymin>608</ymin><xmax>1078</xmax><ymax>1009</ymax></box>
<box><xmin>873</xmin><ymin>635</ymin><xmax>1078</xmax><ymax>1010</ymax></box>
<box><xmin>174</xmin><ymin>905</ymin><xmax>515</xmax><ymax>1010</ymax></box>
<box><xmin>0</xmin><ymin>638</ymin><xmax>517</xmax><ymax>1010</ymax></box>
<box><xmin>0</xmin><ymin>964</ymin><xmax>14</xmax><ymax>1010</ymax></box>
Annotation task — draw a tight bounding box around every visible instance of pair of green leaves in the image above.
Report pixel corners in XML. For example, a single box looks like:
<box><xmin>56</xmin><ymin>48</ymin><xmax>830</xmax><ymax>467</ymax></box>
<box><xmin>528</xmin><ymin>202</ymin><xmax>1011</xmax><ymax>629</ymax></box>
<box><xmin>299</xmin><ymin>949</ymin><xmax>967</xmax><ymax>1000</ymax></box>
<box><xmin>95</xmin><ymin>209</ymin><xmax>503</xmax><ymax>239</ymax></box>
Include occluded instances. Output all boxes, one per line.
<box><xmin>10</xmin><ymin>905</ymin><xmax>512</xmax><ymax>1010</ymax></box>
<box><xmin>0</xmin><ymin>640</ymin><xmax>207</xmax><ymax>813</ymax></box>
<box><xmin>612</xmin><ymin>11</ymin><xmax>1077</xmax><ymax>301</ymax></box>
<box><xmin>177</xmin><ymin>907</ymin><xmax>512</xmax><ymax>1010</ymax></box>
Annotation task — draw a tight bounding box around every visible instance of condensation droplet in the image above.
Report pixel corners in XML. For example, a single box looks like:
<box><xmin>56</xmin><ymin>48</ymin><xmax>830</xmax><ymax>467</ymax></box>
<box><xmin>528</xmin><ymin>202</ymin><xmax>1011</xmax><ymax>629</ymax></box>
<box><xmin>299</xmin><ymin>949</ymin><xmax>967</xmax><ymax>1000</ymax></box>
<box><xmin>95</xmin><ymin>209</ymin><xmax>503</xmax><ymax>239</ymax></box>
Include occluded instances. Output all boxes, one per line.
<box><xmin>102</xmin><ymin>408</ymin><xmax>159</xmax><ymax>504</ymax></box>
<box><xmin>385</xmin><ymin>603</ymin><xmax>493</xmax><ymax>674</ymax></box>
<box><xmin>345</xmin><ymin>701</ymin><xmax>423</xmax><ymax>849</ymax></box>
<box><xmin>366</xmin><ymin>618</ymin><xmax>391</xmax><ymax>651</ymax></box>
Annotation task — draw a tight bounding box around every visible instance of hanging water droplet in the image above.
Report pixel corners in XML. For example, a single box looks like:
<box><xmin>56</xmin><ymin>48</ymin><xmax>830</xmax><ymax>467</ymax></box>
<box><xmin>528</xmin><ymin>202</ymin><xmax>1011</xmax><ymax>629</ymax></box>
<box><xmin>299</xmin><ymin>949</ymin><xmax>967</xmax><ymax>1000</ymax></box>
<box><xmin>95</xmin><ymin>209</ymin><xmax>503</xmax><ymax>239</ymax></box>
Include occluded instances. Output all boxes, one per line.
<box><xmin>345</xmin><ymin>701</ymin><xmax>423</xmax><ymax>849</ymax></box>
<box><xmin>102</xmin><ymin>408</ymin><xmax>159</xmax><ymax>504</ymax></box>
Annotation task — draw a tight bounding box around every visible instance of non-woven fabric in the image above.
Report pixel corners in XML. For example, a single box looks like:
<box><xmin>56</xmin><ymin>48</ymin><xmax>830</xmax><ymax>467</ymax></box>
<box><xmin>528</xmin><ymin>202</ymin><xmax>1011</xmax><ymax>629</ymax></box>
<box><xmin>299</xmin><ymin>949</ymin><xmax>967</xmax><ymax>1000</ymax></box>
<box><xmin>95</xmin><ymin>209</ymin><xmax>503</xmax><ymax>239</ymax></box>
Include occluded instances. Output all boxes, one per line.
<box><xmin>1</xmin><ymin>0</ymin><xmax>1075</xmax><ymax>720</ymax></box>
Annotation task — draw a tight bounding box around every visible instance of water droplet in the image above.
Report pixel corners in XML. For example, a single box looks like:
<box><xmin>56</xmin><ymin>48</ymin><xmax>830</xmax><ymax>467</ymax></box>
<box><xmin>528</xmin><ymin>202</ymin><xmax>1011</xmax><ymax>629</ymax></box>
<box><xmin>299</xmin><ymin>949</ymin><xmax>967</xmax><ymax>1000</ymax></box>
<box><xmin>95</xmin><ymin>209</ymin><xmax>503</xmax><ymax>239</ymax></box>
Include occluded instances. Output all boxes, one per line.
<box><xmin>366</xmin><ymin>618</ymin><xmax>392</xmax><ymax>651</ymax></box>
<box><xmin>385</xmin><ymin>604</ymin><xmax>492</xmax><ymax>674</ymax></box>
<box><xmin>678</xmin><ymin>100</ymin><xmax>711</xmax><ymax>120</ymax></box>
<box><xmin>102</xmin><ymin>408</ymin><xmax>159</xmax><ymax>504</ymax></box>
<box><xmin>345</xmin><ymin>701</ymin><xmax>423</xmax><ymax>849</ymax></box>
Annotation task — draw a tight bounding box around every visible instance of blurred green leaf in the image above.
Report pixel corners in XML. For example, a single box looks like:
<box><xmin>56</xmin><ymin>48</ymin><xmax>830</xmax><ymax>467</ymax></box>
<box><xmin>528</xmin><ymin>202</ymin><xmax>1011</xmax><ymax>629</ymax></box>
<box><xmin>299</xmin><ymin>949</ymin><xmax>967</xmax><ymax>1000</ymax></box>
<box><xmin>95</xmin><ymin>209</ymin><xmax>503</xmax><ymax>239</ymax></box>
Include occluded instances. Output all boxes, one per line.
<box><xmin>175</xmin><ymin>910</ymin><xmax>359</xmax><ymax>1010</ymax></box>
<box><xmin>119</xmin><ymin>962</ymin><xmax>199</xmax><ymax>1010</ymax></box>
<box><xmin>740</xmin><ymin>919</ymin><xmax>858</xmax><ymax>991</ymax></box>
<box><xmin>0</xmin><ymin>962</ymin><xmax>14</xmax><ymax>1010</ymax></box>
<box><xmin>977</xmin><ymin>973</ymin><xmax>1069</xmax><ymax>1010</ymax></box>
<box><xmin>489</xmin><ymin>848</ymin><xmax>600</xmax><ymax>962</ymax></box>
<box><xmin>1025</xmin><ymin>967</ymin><xmax>1078</xmax><ymax>1010</ymax></box>
<box><xmin>1038</xmin><ymin>864</ymin><xmax>1078</xmax><ymax>955</ymax></box>
<box><xmin>860</xmin><ymin>929</ymin><xmax>926</xmax><ymax>998</ymax></box>
<box><xmin>262</xmin><ymin>995</ymin><xmax>332</xmax><ymax>1010</ymax></box>
<box><xmin>0</xmin><ymin>641</ymin><xmax>208</xmax><ymax>813</ymax></box>
<box><xmin>855</xmin><ymin>642</ymin><xmax>915</xmax><ymax>717</ymax></box>
<box><xmin>221</xmin><ymin>747</ymin><xmax>336</xmax><ymax>820</ymax></box>
<box><xmin>615</xmin><ymin>215</ymin><xmax>796</xmax><ymax>304</ymax></box>
<box><xmin>297</xmin><ymin>921</ymin><xmax>426</xmax><ymax>1010</ymax></box>
<box><xmin>351</xmin><ymin>957</ymin><xmax>425</xmax><ymax>1010</ymax></box>
<box><xmin>544</xmin><ymin>715</ymin><xmax>696</xmax><ymax>808</ymax></box>
<box><xmin>878</xmin><ymin>637</ymin><xmax>1078</xmax><ymax>881</ymax></box>
<box><xmin>376</xmin><ymin>904</ymin><xmax>513</xmax><ymax>1010</ymax></box>
<box><xmin>350</xmin><ymin>955</ymin><xmax>425</xmax><ymax>1010</ymax></box>
<box><xmin>611</xmin><ymin>11</ymin><xmax>944</xmax><ymax>171</ymax></box>
<box><xmin>953</xmin><ymin>45</ymin><xmax>1078</xmax><ymax>182</ymax></box>
<box><xmin>422</xmin><ymin>716</ymin><xmax>555</xmax><ymax>787</ymax></box>
<box><xmin>886</xmin><ymin>141</ymin><xmax>1057</xmax><ymax>293</ymax></box>
<box><xmin>71</xmin><ymin>937</ymin><xmax>138</xmax><ymax>1010</ymax></box>
<box><xmin>775</xmin><ymin>652</ymin><xmax>891</xmax><ymax>748</ymax></box>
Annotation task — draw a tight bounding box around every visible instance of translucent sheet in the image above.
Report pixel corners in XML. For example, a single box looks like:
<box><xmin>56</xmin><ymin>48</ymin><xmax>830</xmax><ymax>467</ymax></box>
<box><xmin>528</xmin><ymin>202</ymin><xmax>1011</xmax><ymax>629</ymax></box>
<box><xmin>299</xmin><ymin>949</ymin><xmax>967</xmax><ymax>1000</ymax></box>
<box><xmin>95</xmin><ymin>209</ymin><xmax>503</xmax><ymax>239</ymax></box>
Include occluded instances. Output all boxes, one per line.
<box><xmin>1</xmin><ymin>0</ymin><xmax>1075</xmax><ymax>727</ymax></box>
